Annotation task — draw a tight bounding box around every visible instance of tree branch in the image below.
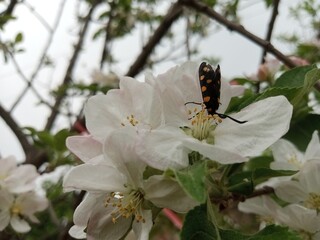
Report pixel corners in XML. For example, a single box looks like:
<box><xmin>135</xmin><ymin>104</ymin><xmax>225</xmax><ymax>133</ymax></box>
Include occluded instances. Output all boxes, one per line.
<box><xmin>0</xmin><ymin>0</ymin><xmax>18</xmax><ymax>16</ymax></box>
<box><xmin>0</xmin><ymin>103</ymin><xmax>32</xmax><ymax>156</ymax></box>
<box><xmin>179</xmin><ymin>0</ymin><xmax>297</xmax><ymax>68</ymax></box>
<box><xmin>126</xmin><ymin>1</ymin><xmax>183</xmax><ymax>77</ymax></box>
<box><xmin>261</xmin><ymin>0</ymin><xmax>280</xmax><ymax>63</ymax></box>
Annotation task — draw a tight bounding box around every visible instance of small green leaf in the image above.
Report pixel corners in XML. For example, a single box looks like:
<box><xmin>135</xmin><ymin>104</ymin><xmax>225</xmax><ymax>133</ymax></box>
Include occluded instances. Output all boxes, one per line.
<box><xmin>181</xmin><ymin>205</ymin><xmax>216</xmax><ymax>240</ymax></box>
<box><xmin>174</xmin><ymin>161</ymin><xmax>207</xmax><ymax>203</ymax></box>
<box><xmin>14</xmin><ymin>32</ymin><xmax>23</xmax><ymax>43</ymax></box>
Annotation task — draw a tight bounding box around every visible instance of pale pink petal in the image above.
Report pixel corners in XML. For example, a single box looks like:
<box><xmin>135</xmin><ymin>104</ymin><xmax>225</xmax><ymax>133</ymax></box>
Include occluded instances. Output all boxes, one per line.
<box><xmin>66</xmin><ymin>136</ymin><xmax>103</xmax><ymax>163</ymax></box>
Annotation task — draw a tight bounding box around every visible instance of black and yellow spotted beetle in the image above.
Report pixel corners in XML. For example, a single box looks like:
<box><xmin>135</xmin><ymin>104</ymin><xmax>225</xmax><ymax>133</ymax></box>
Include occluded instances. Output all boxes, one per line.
<box><xmin>185</xmin><ymin>62</ymin><xmax>247</xmax><ymax>124</ymax></box>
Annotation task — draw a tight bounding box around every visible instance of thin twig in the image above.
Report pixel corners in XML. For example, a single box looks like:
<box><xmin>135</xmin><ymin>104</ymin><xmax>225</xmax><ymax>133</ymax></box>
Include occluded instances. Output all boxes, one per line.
<box><xmin>45</xmin><ymin>2</ymin><xmax>100</xmax><ymax>131</ymax></box>
<box><xmin>100</xmin><ymin>1</ymin><xmax>116</xmax><ymax>69</ymax></box>
<box><xmin>10</xmin><ymin>0</ymin><xmax>67</xmax><ymax>111</ymax></box>
<box><xmin>22</xmin><ymin>1</ymin><xmax>52</xmax><ymax>31</ymax></box>
<box><xmin>126</xmin><ymin>1</ymin><xmax>183</xmax><ymax>77</ymax></box>
<box><xmin>179</xmin><ymin>0</ymin><xmax>297</xmax><ymax>68</ymax></box>
<box><xmin>261</xmin><ymin>0</ymin><xmax>280</xmax><ymax>64</ymax></box>
<box><xmin>2</xmin><ymin>46</ymin><xmax>53</xmax><ymax>110</ymax></box>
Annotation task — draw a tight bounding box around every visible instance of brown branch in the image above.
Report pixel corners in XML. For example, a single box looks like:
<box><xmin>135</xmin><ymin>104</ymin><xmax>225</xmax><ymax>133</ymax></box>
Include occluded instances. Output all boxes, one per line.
<box><xmin>100</xmin><ymin>1</ymin><xmax>116</xmax><ymax>69</ymax></box>
<box><xmin>125</xmin><ymin>1</ymin><xmax>183</xmax><ymax>77</ymax></box>
<box><xmin>45</xmin><ymin>2</ymin><xmax>99</xmax><ymax>131</ymax></box>
<box><xmin>261</xmin><ymin>0</ymin><xmax>280</xmax><ymax>64</ymax></box>
<box><xmin>0</xmin><ymin>103</ymin><xmax>32</xmax><ymax>156</ymax></box>
<box><xmin>0</xmin><ymin>0</ymin><xmax>18</xmax><ymax>16</ymax></box>
<box><xmin>179</xmin><ymin>0</ymin><xmax>297</xmax><ymax>68</ymax></box>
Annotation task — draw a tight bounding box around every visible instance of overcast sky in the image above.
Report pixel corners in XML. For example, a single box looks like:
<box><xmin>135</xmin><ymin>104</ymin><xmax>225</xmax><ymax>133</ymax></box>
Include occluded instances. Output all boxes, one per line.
<box><xmin>0</xmin><ymin>0</ymin><xmax>307</xmax><ymax>161</ymax></box>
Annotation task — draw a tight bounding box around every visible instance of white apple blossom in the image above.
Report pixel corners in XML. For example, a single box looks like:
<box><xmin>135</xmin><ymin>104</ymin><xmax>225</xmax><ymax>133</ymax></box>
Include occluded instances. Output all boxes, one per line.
<box><xmin>84</xmin><ymin>76</ymin><xmax>163</xmax><ymax>142</ymax></box>
<box><xmin>0</xmin><ymin>189</ymin><xmax>48</xmax><ymax>233</ymax></box>
<box><xmin>63</xmin><ymin>131</ymin><xmax>197</xmax><ymax>240</ymax></box>
<box><xmin>270</xmin><ymin>131</ymin><xmax>320</xmax><ymax>170</ymax></box>
<box><xmin>274</xmin><ymin>160</ymin><xmax>320</xmax><ymax>211</ymax></box>
<box><xmin>137</xmin><ymin>61</ymin><xmax>293</xmax><ymax>170</ymax></box>
<box><xmin>0</xmin><ymin>156</ymin><xmax>39</xmax><ymax>194</ymax></box>
<box><xmin>276</xmin><ymin>204</ymin><xmax>320</xmax><ymax>239</ymax></box>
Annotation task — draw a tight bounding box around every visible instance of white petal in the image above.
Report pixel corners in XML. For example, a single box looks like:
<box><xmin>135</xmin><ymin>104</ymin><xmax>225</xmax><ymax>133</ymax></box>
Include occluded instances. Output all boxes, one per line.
<box><xmin>103</xmin><ymin>129</ymin><xmax>146</xmax><ymax>187</ymax></box>
<box><xmin>218</xmin><ymin>80</ymin><xmax>234</xmax><ymax>114</ymax></box>
<box><xmin>63</xmin><ymin>164</ymin><xmax>125</xmax><ymax>193</ymax></box>
<box><xmin>18</xmin><ymin>192</ymin><xmax>48</xmax><ymax>215</ymax></box>
<box><xmin>144</xmin><ymin>175</ymin><xmax>198</xmax><ymax>212</ymax></box>
<box><xmin>298</xmin><ymin>160</ymin><xmax>320</xmax><ymax>193</ymax></box>
<box><xmin>10</xmin><ymin>216</ymin><xmax>31</xmax><ymax>233</ymax></box>
<box><xmin>132</xmin><ymin>209</ymin><xmax>153</xmax><ymax>240</ymax></box>
<box><xmin>238</xmin><ymin>195</ymin><xmax>279</xmax><ymax>217</ymax></box>
<box><xmin>0</xmin><ymin>209</ymin><xmax>10</xmax><ymax>231</ymax></box>
<box><xmin>0</xmin><ymin>189</ymin><xmax>14</xmax><ymax>209</ymax></box>
<box><xmin>66</xmin><ymin>136</ymin><xmax>103</xmax><ymax>163</ymax></box>
<box><xmin>6</xmin><ymin>164</ymin><xmax>38</xmax><ymax>193</ymax></box>
<box><xmin>276</xmin><ymin>204</ymin><xmax>320</xmax><ymax>233</ymax></box>
<box><xmin>136</xmin><ymin>128</ymin><xmax>189</xmax><ymax>170</ymax></box>
<box><xmin>0</xmin><ymin>155</ymin><xmax>17</xmax><ymax>176</ymax></box>
<box><xmin>215</xmin><ymin>96</ymin><xmax>293</xmax><ymax>157</ymax></box>
<box><xmin>274</xmin><ymin>180</ymin><xmax>307</xmax><ymax>203</ymax></box>
<box><xmin>183</xmin><ymin>138</ymin><xmax>248</xmax><ymax>164</ymax></box>
<box><xmin>305</xmin><ymin>130</ymin><xmax>320</xmax><ymax>161</ymax></box>
<box><xmin>73</xmin><ymin>193</ymin><xmax>101</xmax><ymax>227</ymax></box>
<box><xmin>69</xmin><ymin>225</ymin><xmax>87</xmax><ymax>239</ymax></box>
<box><xmin>87</xmin><ymin>205</ymin><xmax>131</xmax><ymax>240</ymax></box>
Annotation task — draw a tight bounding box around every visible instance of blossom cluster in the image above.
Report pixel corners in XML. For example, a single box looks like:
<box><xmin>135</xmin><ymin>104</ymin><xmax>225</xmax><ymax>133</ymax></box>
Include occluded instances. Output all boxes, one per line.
<box><xmin>239</xmin><ymin>131</ymin><xmax>320</xmax><ymax>239</ymax></box>
<box><xmin>63</xmin><ymin>61</ymin><xmax>294</xmax><ymax>239</ymax></box>
<box><xmin>0</xmin><ymin>156</ymin><xmax>48</xmax><ymax>233</ymax></box>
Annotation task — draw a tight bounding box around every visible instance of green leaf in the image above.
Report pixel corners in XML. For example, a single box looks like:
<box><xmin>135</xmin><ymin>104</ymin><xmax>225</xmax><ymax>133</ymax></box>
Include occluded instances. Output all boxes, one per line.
<box><xmin>274</xmin><ymin>65</ymin><xmax>315</xmax><ymax>88</ymax></box>
<box><xmin>302</xmin><ymin>67</ymin><xmax>320</xmax><ymax>92</ymax></box>
<box><xmin>181</xmin><ymin>207</ymin><xmax>300</xmax><ymax>240</ymax></box>
<box><xmin>181</xmin><ymin>205</ymin><xmax>216</xmax><ymax>240</ymax></box>
<box><xmin>54</xmin><ymin>129</ymin><xmax>71</xmax><ymax>151</ymax></box>
<box><xmin>245</xmin><ymin>156</ymin><xmax>274</xmax><ymax>171</ymax></box>
<box><xmin>228</xmin><ymin>168</ymin><xmax>296</xmax><ymax>195</ymax></box>
<box><xmin>284</xmin><ymin>114</ymin><xmax>320</xmax><ymax>151</ymax></box>
<box><xmin>236</xmin><ymin>87</ymin><xmax>300</xmax><ymax>111</ymax></box>
<box><xmin>220</xmin><ymin>225</ymin><xmax>301</xmax><ymax>240</ymax></box>
<box><xmin>174</xmin><ymin>161</ymin><xmax>207</xmax><ymax>203</ymax></box>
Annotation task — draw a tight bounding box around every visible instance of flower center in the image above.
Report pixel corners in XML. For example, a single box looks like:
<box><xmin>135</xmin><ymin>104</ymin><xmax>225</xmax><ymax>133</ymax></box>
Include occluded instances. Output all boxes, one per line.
<box><xmin>286</xmin><ymin>153</ymin><xmax>302</xmax><ymax>168</ymax></box>
<box><xmin>105</xmin><ymin>188</ymin><xmax>145</xmax><ymax>224</ymax></box>
<box><xmin>10</xmin><ymin>202</ymin><xmax>22</xmax><ymax>216</ymax></box>
<box><xmin>304</xmin><ymin>192</ymin><xmax>320</xmax><ymax>210</ymax></box>
<box><xmin>185</xmin><ymin>107</ymin><xmax>220</xmax><ymax>142</ymax></box>
<box><xmin>121</xmin><ymin>114</ymin><xmax>139</xmax><ymax>127</ymax></box>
